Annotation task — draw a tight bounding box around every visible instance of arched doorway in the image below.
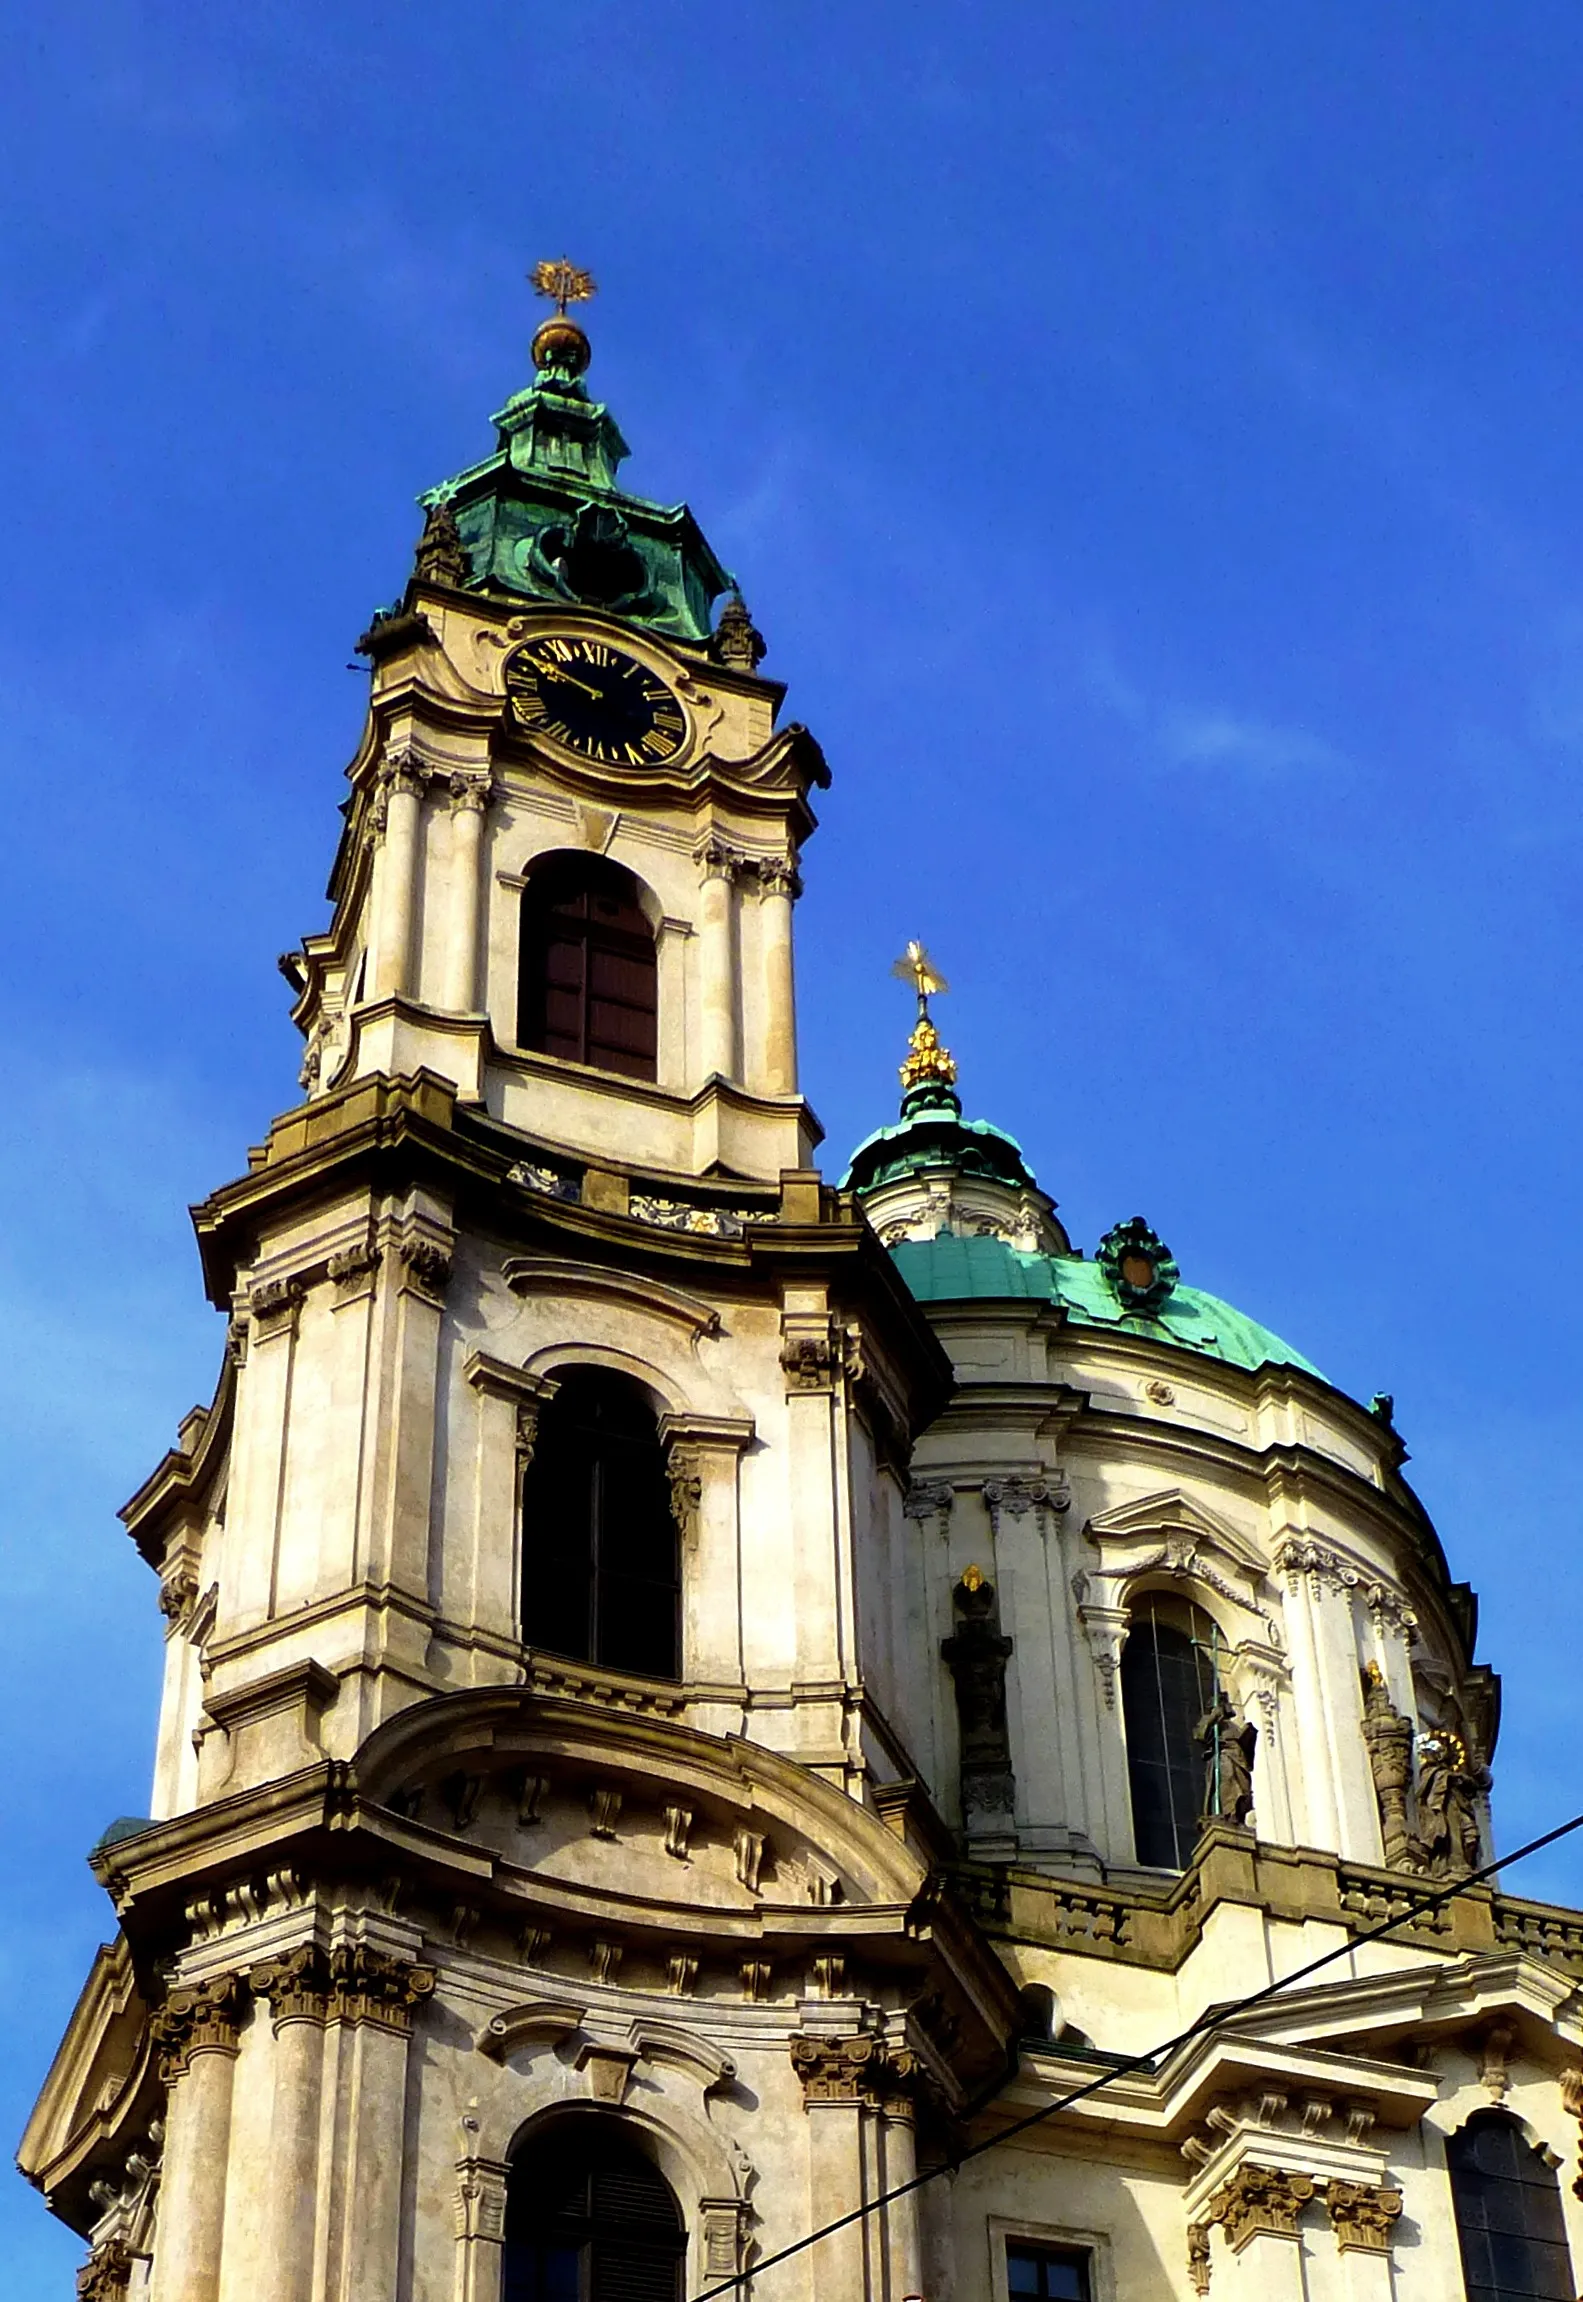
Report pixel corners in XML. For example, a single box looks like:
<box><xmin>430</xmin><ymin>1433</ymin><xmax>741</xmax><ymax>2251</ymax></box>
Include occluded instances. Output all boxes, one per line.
<box><xmin>504</xmin><ymin>2123</ymin><xmax>686</xmax><ymax>2302</ymax></box>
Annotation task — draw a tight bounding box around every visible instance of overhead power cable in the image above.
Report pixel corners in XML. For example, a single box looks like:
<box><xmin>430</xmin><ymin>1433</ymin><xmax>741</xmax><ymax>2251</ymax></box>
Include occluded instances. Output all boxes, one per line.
<box><xmin>692</xmin><ymin>1805</ymin><xmax>1583</xmax><ymax>2302</ymax></box>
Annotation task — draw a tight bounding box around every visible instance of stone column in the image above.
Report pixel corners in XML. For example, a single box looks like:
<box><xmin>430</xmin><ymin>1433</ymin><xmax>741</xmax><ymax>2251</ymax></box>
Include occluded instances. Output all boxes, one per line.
<box><xmin>371</xmin><ymin>756</ymin><xmax>425</xmax><ymax>1001</ymax></box>
<box><xmin>148</xmin><ymin>1975</ymin><xmax>247</xmax><ymax>2302</ymax></box>
<box><xmin>757</xmin><ymin>855</ymin><xmax>800</xmax><ymax>1095</ymax></box>
<box><xmin>249</xmin><ymin>1948</ymin><xmax>330</xmax><ymax>2302</ymax></box>
<box><xmin>441</xmin><ymin>774</ymin><xmax>490</xmax><ymax>1013</ymax></box>
<box><xmin>1324</xmin><ymin>2181</ymin><xmax>1403</xmax><ymax>2301</ymax></box>
<box><xmin>695</xmin><ymin>838</ymin><xmax>741</xmax><ymax>1084</ymax></box>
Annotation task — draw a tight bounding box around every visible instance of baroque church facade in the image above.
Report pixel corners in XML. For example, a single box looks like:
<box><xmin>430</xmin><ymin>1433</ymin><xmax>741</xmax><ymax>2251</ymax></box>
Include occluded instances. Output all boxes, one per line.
<box><xmin>20</xmin><ymin>277</ymin><xmax>1583</xmax><ymax>2302</ymax></box>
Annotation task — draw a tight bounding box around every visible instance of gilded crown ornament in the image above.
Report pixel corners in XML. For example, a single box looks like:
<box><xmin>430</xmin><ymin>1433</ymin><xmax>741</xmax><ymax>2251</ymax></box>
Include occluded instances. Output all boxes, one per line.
<box><xmin>892</xmin><ymin>941</ymin><xmax>958</xmax><ymax>1095</ymax></box>
<box><xmin>529</xmin><ymin>255</ymin><xmax>597</xmax><ymax>377</ymax></box>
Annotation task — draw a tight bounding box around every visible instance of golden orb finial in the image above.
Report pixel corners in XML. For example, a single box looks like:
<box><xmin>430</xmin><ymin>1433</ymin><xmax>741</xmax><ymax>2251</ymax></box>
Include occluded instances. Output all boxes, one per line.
<box><xmin>528</xmin><ymin>256</ymin><xmax>597</xmax><ymax>377</ymax></box>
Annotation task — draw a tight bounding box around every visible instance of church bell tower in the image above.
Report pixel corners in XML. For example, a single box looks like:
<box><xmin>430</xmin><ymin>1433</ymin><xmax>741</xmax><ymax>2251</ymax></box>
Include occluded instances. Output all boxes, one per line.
<box><xmin>22</xmin><ymin>264</ymin><xmax>1014</xmax><ymax>2302</ymax></box>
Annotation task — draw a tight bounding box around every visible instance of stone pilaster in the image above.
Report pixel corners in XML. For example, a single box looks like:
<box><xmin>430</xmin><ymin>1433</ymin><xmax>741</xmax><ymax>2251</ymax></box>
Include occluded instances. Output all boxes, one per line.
<box><xmin>370</xmin><ymin>754</ymin><xmax>426</xmax><ymax>1000</ymax></box>
<box><xmin>443</xmin><ymin>773</ymin><xmax>491</xmax><ymax>1012</ymax></box>
<box><xmin>790</xmin><ymin>2034</ymin><xmax>920</xmax><ymax>2302</ymax></box>
<box><xmin>249</xmin><ymin>1948</ymin><xmax>332</xmax><ymax>2302</ymax></box>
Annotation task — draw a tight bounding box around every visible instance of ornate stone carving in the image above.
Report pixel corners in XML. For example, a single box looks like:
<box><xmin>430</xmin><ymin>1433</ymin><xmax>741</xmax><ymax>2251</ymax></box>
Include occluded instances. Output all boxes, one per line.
<box><xmin>666</xmin><ymin>1444</ymin><xmax>703</xmax><ymax>1545</ymax></box>
<box><xmin>789</xmin><ymin>2034</ymin><xmax>917</xmax><ymax>2109</ymax></box>
<box><xmin>327</xmin><ymin>1238</ymin><xmax>380</xmax><ymax>1287</ymax></box>
<box><xmin>696</xmin><ymin>834</ymin><xmax>749</xmax><ymax>882</ymax></box>
<box><xmin>701</xmin><ymin>2198</ymin><xmax>751</xmax><ymax>2279</ymax></box>
<box><xmin>249</xmin><ymin>1943</ymin><xmax>330</xmax><ymax>2027</ymax></box>
<box><xmin>151</xmin><ymin>1972</ymin><xmax>248</xmax><ymax>2081</ymax></box>
<box><xmin>733</xmin><ymin>1828</ymin><xmax>766</xmax><ymax>1893</ymax></box>
<box><xmin>325</xmin><ymin>1945</ymin><xmax>436</xmax><ymax>2032</ymax></box>
<box><xmin>663</xmin><ymin>1805</ymin><xmax>694</xmax><ymax>1860</ymax></box>
<box><xmin>589</xmin><ymin>1940</ymin><xmax>623</xmax><ymax>1987</ymax></box>
<box><xmin>1324</xmin><ymin>2180</ymin><xmax>1403</xmax><ymax>2253</ymax></box>
<box><xmin>810</xmin><ymin>1954</ymin><xmax>847</xmax><ymax>1999</ymax></box>
<box><xmin>249</xmin><ymin>1275</ymin><xmax>305</xmax><ymax>1324</ymax></box>
<box><xmin>712</xmin><ymin>590</ymin><xmax>766</xmax><ymax>670</ymax></box>
<box><xmin>1275</xmin><ymin>1538</ymin><xmax>1418</xmax><ymax>1633</ymax></box>
<box><xmin>1207</xmin><ymin>2165</ymin><xmax>1314</xmax><ymax>2251</ymax></box>
<box><xmin>631</xmin><ymin>1192</ymin><xmax>772</xmax><ymax>1238</ymax></box>
<box><xmin>453</xmin><ymin>2156</ymin><xmax>509</xmax><ymax>2242</ymax></box>
<box><xmin>443</xmin><ymin>1772</ymin><xmax>486</xmax><ymax>1830</ymax></box>
<box><xmin>508</xmin><ymin>1159</ymin><xmax>581</xmax><ymax>1203</ymax></box>
<box><xmin>1185</xmin><ymin>2223</ymin><xmax>1211</xmax><ymax>2296</ymax></box>
<box><xmin>983</xmin><ymin>1471</ymin><xmax>1071</xmax><ymax>1534</ymax></box>
<box><xmin>1559</xmin><ymin>2066</ymin><xmax>1583</xmax><ymax>2198</ymax></box>
<box><xmin>588</xmin><ymin>1786</ymin><xmax>623</xmax><ymax>1839</ymax></box>
<box><xmin>1196</xmin><ymin>1691</ymin><xmax>1256</xmax><ymax>1829</ymax></box>
<box><xmin>667</xmin><ymin>1953</ymin><xmax>698</xmax><ymax>1995</ymax></box>
<box><xmin>77</xmin><ymin>2238</ymin><xmax>138</xmax><ymax>2302</ymax></box>
<box><xmin>940</xmin><ymin>1566</ymin><xmax>1016</xmax><ymax>1843</ymax></box>
<box><xmin>756</xmin><ymin>853</ymin><xmax>802</xmax><ymax>899</ymax></box>
<box><xmin>1416</xmin><ymin>1730</ymin><xmax>1490</xmax><ymax>1879</ymax></box>
<box><xmin>157</xmin><ymin>1566</ymin><xmax>199</xmax><ymax>1626</ymax></box>
<box><xmin>447</xmin><ymin>769</ymin><xmax>491</xmax><ymax>815</ymax></box>
<box><xmin>739</xmin><ymin>1959</ymin><xmax>773</xmax><ymax>2002</ymax></box>
<box><xmin>1096</xmin><ymin>1217</ymin><xmax>1180</xmax><ymax>1312</ymax></box>
<box><xmin>902</xmin><ymin>1480</ymin><xmax>954</xmax><ymax>1532</ymax></box>
<box><xmin>413</xmin><ymin>497</ymin><xmax>471</xmax><ymax>588</ymax></box>
<box><xmin>1361</xmin><ymin>1663</ymin><xmax>1417</xmax><ymax>1868</ymax></box>
<box><xmin>779</xmin><ymin>1319</ymin><xmax>861</xmax><ymax>1392</ymax></box>
<box><xmin>399</xmin><ymin>1238</ymin><xmax>453</xmax><ymax>1296</ymax></box>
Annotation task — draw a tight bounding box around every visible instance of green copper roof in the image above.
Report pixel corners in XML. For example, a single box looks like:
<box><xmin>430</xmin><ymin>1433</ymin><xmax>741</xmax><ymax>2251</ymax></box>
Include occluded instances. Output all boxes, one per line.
<box><xmin>840</xmin><ymin>1083</ymin><xmax>1038</xmax><ymax>1193</ymax></box>
<box><xmin>420</xmin><ymin>319</ymin><xmax>729</xmax><ymax>642</ymax></box>
<box><xmin>889</xmin><ymin>1232</ymin><xmax>1323</xmax><ymax>1380</ymax></box>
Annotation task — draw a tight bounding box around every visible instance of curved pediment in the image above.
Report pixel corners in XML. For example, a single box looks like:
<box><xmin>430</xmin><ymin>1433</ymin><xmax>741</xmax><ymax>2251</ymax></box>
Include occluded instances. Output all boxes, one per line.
<box><xmin>352</xmin><ymin>1684</ymin><xmax>927</xmax><ymax>1921</ymax></box>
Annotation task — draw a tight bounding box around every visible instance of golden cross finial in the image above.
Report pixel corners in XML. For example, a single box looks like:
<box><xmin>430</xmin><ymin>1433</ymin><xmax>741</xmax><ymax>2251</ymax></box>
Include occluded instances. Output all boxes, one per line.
<box><xmin>891</xmin><ymin>938</ymin><xmax>949</xmax><ymax>1017</ymax></box>
<box><xmin>529</xmin><ymin>257</ymin><xmax>597</xmax><ymax>316</ymax></box>
<box><xmin>891</xmin><ymin>939</ymin><xmax>958</xmax><ymax>1096</ymax></box>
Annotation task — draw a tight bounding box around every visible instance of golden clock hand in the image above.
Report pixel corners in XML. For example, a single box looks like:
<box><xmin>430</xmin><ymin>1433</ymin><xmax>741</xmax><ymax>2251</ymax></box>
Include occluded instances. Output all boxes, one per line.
<box><xmin>533</xmin><ymin>658</ymin><xmax>605</xmax><ymax>702</ymax></box>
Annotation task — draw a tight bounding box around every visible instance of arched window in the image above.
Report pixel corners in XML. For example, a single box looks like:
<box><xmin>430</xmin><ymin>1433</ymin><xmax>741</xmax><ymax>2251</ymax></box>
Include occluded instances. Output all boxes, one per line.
<box><xmin>521</xmin><ymin>1370</ymin><xmax>680</xmax><ymax>1681</ymax></box>
<box><xmin>519</xmin><ymin>854</ymin><xmax>658</xmax><ymax>1081</ymax></box>
<box><xmin>1119</xmin><ymin>1594</ymin><xmax>1222</xmax><ymax>1869</ymax></box>
<box><xmin>504</xmin><ymin>2124</ymin><xmax>686</xmax><ymax>2302</ymax></box>
<box><xmin>1448</xmin><ymin>2110</ymin><xmax>1575</xmax><ymax>2301</ymax></box>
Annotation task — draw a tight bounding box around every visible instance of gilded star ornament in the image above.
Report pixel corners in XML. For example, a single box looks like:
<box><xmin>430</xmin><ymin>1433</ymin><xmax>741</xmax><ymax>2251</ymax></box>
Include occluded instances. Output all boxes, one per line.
<box><xmin>530</xmin><ymin>257</ymin><xmax>597</xmax><ymax>315</ymax></box>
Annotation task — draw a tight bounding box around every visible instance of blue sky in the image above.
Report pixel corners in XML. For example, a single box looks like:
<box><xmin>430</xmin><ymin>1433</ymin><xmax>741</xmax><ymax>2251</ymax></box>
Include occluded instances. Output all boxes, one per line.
<box><xmin>6</xmin><ymin>4</ymin><xmax>1583</xmax><ymax>2285</ymax></box>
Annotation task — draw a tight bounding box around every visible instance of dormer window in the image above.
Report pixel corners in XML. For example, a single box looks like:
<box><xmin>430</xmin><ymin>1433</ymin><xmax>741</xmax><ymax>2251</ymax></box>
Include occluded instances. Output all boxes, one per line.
<box><xmin>519</xmin><ymin>854</ymin><xmax>657</xmax><ymax>1080</ymax></box>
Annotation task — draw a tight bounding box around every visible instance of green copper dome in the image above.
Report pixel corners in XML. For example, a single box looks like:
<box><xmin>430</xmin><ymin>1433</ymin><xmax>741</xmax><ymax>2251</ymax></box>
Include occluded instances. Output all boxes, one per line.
<box><xmin>840</xmin><ymin>1086</ymin><xmax>1039</xmax><ymax>1195</ymax></box>
<box><xmin>417</xmin><ymin>314</ymin><xmax>730</xmax><ymax>643</ymax></box>
<box><xmin>888</xmin><ymin>1231</ymin><xmax>1323</xmax><ymax>1380</ymax></box>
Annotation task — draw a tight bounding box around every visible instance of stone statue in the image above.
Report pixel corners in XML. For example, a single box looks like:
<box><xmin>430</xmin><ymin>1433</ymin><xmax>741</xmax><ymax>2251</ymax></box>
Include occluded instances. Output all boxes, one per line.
<box><xmin>940</xmin><ymin>1567</ymin><xmax>1016</xmax><ymax>1850</ymax></box>
<box><xmin>1196</xmin><ymin>1689</ymin><xmax>1256</xmax><ymax>1829</ymax></box>
<box><xmin>1414</xmin><ymin>1732</ymin><xmax>1490</xmax><ymax>1878</ymax></box>
<box><xmin>412</xmin><ymin>498</ymin><xmax>470</xmax><ymax>589</ymax></box>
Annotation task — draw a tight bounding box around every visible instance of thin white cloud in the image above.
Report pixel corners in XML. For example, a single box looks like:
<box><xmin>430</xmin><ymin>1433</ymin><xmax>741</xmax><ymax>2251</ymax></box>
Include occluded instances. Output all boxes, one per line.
<box><xmin>1085</xmin><ymin>644</ymin><xmax>1346</xmax><ymax>779</ymax></box>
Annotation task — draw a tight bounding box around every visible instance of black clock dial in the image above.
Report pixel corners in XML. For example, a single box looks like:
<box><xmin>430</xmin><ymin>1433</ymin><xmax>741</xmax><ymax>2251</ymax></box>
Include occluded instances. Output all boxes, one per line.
<box><xmin>502</xmin><ymin>635</ymin><xmax>688</xmax><ymax>765</ymax></box>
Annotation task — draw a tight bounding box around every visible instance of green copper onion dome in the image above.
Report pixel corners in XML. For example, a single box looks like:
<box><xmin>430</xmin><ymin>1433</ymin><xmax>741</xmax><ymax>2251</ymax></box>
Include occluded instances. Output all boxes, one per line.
<box><xmin>412</xmin><ymin>261</ymin><xmax>730</xmax><ymax>642</ymax></box>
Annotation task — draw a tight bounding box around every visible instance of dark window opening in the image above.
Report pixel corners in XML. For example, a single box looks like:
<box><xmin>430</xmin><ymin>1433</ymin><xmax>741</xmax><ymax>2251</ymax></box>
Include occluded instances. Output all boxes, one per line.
<box><xmin>504</xmin><ymin>2125</ymin><xmax>685</xmax><ymax>2302</ymax></box>
<box><xmin>1448</xmin><ymin>2110</ymin><xmax>1575</xmax><ymax>2301</ymax></box>
<box><xmin>1120</xmin><ymin>1595</ymin><xmax>1221</xmax><ymax>1870</ymax></box>
<box><xmin>519</xmin><ymin>854</ymin><xmax>658</xmax><ymax>1081</ymax></box>
<box><xmin>521</xmin><ymin>1370</ymin><xmax>680</xmax><ymax>1681</ymax></box>
<box><xmin>1006</xmin><ymin>2239</ymin><xmax>1092</xmax><ymax>2301</ymax></box>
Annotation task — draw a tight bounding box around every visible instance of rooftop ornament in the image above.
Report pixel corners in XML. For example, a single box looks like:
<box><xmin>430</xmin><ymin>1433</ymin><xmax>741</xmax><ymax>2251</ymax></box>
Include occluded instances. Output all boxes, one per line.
<box><xmin>528</xmin><ymin>255</ymin><xmax>597</xmax><ymax>378</ymax></box>
<box><xmin>1096</xmin><ymin>1217</ymin><xmax>1181</xmax><ymax>1315</ymax></box>
<box><xmin>892</xmin><ymin>940</ymin><xmax>959</xmax><ymax>1113</ymax></box>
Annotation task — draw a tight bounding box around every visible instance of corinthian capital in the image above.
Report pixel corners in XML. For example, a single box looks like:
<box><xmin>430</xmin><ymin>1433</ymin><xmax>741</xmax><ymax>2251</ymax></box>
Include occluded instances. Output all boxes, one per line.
<box><xmin>150</xmin><ymin>1972</ymin><xmax>248</xmax><ymax>2082</ymax></box>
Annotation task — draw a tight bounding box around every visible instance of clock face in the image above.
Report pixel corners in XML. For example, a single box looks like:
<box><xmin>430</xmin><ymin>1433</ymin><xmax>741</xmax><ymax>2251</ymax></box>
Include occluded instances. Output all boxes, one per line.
<box><xmin>502</xmin><ymin>634</ymin><xmax>688</xmax><ymax>766</ymax></box>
